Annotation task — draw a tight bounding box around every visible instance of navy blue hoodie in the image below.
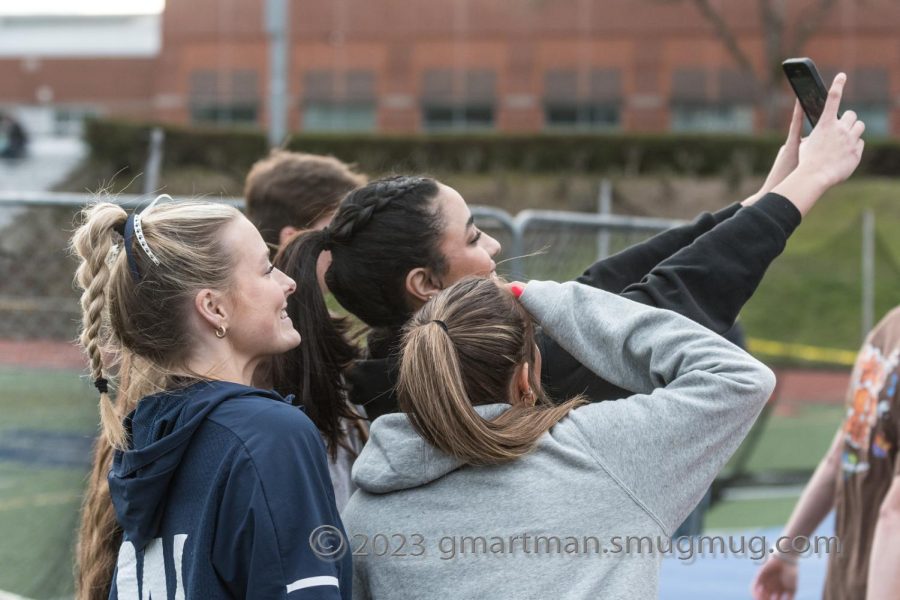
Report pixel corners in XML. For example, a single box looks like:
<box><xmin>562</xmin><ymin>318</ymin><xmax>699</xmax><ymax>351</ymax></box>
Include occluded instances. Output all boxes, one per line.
<box><xmin>108</xmin><ymin>380</ymin><xmax>351</xmax><ymax>599</ymax></box>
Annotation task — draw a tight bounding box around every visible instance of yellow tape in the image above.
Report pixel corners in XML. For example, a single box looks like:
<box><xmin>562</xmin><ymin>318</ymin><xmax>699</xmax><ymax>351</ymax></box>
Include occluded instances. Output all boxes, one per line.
<box><xmin>747</xmin><ymin>337</ymin><xmax>858</xmax><ymax>366</ymax></box>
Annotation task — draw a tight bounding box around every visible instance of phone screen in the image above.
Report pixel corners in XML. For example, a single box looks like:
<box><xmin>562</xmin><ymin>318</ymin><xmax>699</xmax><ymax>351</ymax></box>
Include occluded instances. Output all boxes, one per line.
<box><xmin>783</xmin><ymin>58</ymin><xmax>829</xmax><ymax>127</ymax></box>
<box><xmin>792</xmin><ymin>75</ymin><xmax>827</xmax><ymax>126</ymax></box>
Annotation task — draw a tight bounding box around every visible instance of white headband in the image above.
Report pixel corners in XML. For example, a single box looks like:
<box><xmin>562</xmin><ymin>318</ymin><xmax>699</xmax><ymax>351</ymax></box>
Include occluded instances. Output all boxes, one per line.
<box><xmin>131</xmin><ymin>194</ymin><xmax>170</xmax><ymax>267</ymax></box>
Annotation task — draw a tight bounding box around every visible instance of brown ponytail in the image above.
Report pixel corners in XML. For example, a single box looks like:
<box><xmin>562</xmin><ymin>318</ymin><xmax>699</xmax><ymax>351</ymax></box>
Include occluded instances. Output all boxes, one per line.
<box><xmin>397</xmin><ymin>277</ymin><xmax>585</xmax><ymax>465</ymax></box>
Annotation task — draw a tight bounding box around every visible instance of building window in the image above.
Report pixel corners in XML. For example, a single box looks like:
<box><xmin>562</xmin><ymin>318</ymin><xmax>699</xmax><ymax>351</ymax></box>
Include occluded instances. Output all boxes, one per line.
<box><xmin>853</xmin><ymin>105</ymin><xmax>889</xmax><ymax>137</ymax></box>
<box><xmin>302</xmin><ymin>70</ymin><xmax>376</xmax><ymax>132</ymax></box>
<box><xmin>671</xmin><ymin>105</ymin><xmax>754</xmax><ymax>132</ymax></box>
<box><xmin>670</xmin><ymin>68</ymin><xmax>756</xmax><ymax>133</ymax></box>
<box><xmin>421</xmin><ymin>70</ymin><xmax>496</xmax><ymax>132</ymax></box>
<box><xmin>53</xmin><ymin>105</ymin><xmax>101</xmax><ymax>137</ymax></box>
<box><xmin>303</xmin><ymin>104</ymin><xmax>376</xmax><ymax>132</ymax></box>
<box><xmin>189</xmin><ymin>70</ymin><xmax>259</xmax><ymax>127</ymax></box>
<box><xmin>543</xmin><ymin>69</ymin><xmax>621</xmax><ymax>130</ymax></box>
<box><xmin>844</xmin><ymin>67</ymin><xmax>891</xmax><ymax>138</ymax></box>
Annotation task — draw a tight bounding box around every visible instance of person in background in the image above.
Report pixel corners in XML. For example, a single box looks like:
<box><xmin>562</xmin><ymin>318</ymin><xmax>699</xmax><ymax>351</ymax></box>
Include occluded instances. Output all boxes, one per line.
<box><xmin>72</xmin><ymin>197</ymin><xmax>350</xmax><ymax>599</ymax></box>
<box><xmin>244</xmin><ymin>150</ymin><xmax>371</xmax><ymax>511</ymax></box>
<box><xmin>751</xmin><ymin>306</ymin><xmax>900</xmax><ymax>600</ymax></box>
<box><xmin>244</xmin><ymin>149</ymin><xmax>367</xmax><ymax>248</ymax></box>
<box><xmin>0</xmin><ymin>113</ymin><xmax>27</xmax><ymax>159</ymax></box>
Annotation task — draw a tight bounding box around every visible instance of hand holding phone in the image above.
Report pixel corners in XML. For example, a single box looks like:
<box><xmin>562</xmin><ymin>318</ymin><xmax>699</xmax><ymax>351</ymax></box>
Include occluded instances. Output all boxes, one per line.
<box><xmin>782</xmin><ymin>58</ymin><xmax>828</xmax><ymax>127</ymax></box>
<box><xmin>769</xmin><ymin>71</ymin><xmax>866</xmax><ymax>216</ymax></box>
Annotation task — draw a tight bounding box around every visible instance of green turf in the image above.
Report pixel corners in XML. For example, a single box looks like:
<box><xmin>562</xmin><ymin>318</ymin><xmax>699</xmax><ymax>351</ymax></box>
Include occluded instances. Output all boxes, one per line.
<box><xmin>0</xmin><ymin>367</ymin><xmax>98</xmax><ymax>432</ymax></box>
<box><xmin>739</xmin><ymin>405</ymin><xmax>843</xmax><ymax>474</ymax></box>
<box><xmin>707</xmin><ymin>405</ymin><xmax>845</xmax><ymax>532</ymax></box>
<box><xmin>741</xmin><ymin>178</ymin><xmax>900</xmax><ymax>354</ymax></box>
<box><xmin>0</xmin><ymin>367</ymin><xmax>95</xmax><ymax>599</ymax></box>
<box><xmin>0</xmin><ymin>465</ymin><xmax>86</xmax><ymax>598</ymax></box>
<box><xmin>706</xmin><ymin>496</ymin><xmax>803</xmax><ymax>531</ymax></box>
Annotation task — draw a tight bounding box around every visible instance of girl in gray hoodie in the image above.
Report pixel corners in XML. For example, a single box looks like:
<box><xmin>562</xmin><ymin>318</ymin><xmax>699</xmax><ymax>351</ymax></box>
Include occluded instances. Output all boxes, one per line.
<box><xmin>341</xmin><ymin>277</ymin><xmax>776</xmax><ymax>599</ymax></box>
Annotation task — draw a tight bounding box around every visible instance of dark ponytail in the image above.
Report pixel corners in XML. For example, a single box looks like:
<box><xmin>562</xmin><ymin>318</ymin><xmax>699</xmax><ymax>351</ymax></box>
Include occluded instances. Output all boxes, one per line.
<box><xmin>271</xmin><ymin>175</ymin><xmax>446</xmax><ymax>454</ymax></box>
<box><xmin>272</xmin><ymin>229</ymin><xmax>360</xmax><ymax>458</ymax></box>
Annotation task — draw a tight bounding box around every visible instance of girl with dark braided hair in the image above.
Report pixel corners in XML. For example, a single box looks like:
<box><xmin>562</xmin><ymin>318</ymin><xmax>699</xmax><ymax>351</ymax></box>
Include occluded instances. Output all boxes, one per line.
<box><xmin>273</xmin><ymin>89</ymin><xmax>864</xmax><ymax>511</ymax></box>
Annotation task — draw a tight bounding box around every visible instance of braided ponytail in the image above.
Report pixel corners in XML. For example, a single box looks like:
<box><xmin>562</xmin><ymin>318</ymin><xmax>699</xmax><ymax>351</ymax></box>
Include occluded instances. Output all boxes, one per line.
<box><xmin>326</xmin><ymin>176</ymin><xmax>423</xmax><ymax>244</ymax></box>
<box><xmin>326</xmin><ymin>176</ymin><xmax>446</xmax><ymax>329</ymax></box>
<box><xmin>71</xmin><ymin>203</ymin><xmax>129</xmax><ymax>449</ymax></box>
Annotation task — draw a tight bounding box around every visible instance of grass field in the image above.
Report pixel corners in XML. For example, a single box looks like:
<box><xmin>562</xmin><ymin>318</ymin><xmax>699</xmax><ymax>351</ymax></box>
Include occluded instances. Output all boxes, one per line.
<box><xmin>741</xmin><ymin>179</ymin><xmax>900</xmax><ymax>354</ymax></box>
<box><xmin>706</xmin><ymin>404</ymin><xmax>845</xmax><ymax>531</ymax></box>
<box><xmin>0</xmin><ymin>363</ymin><xmax>846</xmax><ymax>598</ymax></box>
<box><xmin>0</xmin><ymin>367</ymin><xmax>96</xmax><ymax>599</ymax></box>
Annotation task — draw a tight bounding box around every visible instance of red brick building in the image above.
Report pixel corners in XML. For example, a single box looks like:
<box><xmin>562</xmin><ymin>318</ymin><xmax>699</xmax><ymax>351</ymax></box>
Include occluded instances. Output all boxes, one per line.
<box><xmin>2</xmin><ymin>0</ymin><xmax>898</xmax><ymax>136</ymax></box>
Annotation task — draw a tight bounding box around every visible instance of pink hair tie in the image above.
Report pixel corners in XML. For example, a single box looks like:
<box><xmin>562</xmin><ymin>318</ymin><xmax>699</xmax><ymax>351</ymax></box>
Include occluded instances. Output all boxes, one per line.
<box><xmin>509</xmin><ymin>283</ymin><xmax>525</xmax><ymax>299</ymax></box>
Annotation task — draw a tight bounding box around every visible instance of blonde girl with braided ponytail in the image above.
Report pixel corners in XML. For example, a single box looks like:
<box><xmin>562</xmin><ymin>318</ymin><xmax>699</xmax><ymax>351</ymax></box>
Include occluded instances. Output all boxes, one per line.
<box><xmin>71</xmin><ymin>198</ymin><xmax>351</xmax><ymax>599</ymax></box>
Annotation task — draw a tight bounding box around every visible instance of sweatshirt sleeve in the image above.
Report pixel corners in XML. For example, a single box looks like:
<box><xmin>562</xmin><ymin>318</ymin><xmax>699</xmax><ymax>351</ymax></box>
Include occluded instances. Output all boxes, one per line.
<box><xmin>617</xmin><ymin>193</ymin><xmax>800</xmax><ymax>334</ymax></box>
<box><xmin>521</xmin><ymin>280</ymin><xmax>776</xmax><ymax>535</ymax></box>
<box><xmin>211</xmin><ymin>404</ymin><xmax>349</xmax><ymax>599</ymax></box>
<box><xmin>576</xmin><ymin>202</ymin><xmax>740</xmax><ymax>294</ymax></box>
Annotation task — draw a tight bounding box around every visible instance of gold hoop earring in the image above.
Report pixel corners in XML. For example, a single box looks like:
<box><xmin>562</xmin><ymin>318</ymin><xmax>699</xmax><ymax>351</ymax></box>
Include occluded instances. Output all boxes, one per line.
<box><xmin>215</xmin><ymin>325</ymin><xmax>227</xmax><ymax>339</ymax></box>
<box><xmin>523</xmin><ymin>389</ymin><xmax>536</xmax><ymax>407</ymax></box>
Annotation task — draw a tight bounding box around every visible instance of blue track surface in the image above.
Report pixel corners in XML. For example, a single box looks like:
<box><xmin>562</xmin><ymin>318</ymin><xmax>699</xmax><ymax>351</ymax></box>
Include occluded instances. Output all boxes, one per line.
<box><xmin>659</xmin><ymin>514</ymin><xmax>834</xmax><ymax>599</ymax></box>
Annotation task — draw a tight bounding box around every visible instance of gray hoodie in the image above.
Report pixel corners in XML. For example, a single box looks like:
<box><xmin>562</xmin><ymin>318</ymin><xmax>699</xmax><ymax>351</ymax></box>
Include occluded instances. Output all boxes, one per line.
<box><xmin>341</xmin><ymin>281</ymin><xmax>775</xmax><ymax>599</ymax></box>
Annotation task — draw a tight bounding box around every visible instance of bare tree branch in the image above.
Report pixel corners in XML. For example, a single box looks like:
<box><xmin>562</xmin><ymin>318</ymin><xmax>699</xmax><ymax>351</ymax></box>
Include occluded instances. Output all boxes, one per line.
<box><xmin>691</xmin><ymin>0</ymin><xmax>757</xmax><ymax>75</ymax></box>
<box><xmin>792</xmin><ymin>0</ymin><xmax>840</xmax><ymax>54</ymax></box>
<box><xmin>759</xmin><ymin>0</ymin><xmax>785</xmax><ymax>85</ymax></box>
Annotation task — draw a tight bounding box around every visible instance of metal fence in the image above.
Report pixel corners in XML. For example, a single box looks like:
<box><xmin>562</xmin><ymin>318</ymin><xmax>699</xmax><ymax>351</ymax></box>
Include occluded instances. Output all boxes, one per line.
<box><xmin>0</xmin><ymin>189</ymin><xmax>886</xmax><ymax>344</ymax></box>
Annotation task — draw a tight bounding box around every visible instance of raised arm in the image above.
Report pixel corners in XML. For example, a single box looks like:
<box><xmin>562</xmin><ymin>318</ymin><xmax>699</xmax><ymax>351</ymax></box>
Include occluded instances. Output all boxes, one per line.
<box><xmin>598</xmin><ymin>74</ymin><xmax>863</xmax><ymax>334</ymax></box>
<box><xmin>578</xmin><ymin>99</ymin><xmax>811</xmax><ymax>295</ymax></box>
<box><xmin>521</xmin><ymin>281</ymin><xmax>776</xmax><ymax>534</ymax></box>
<box><xmin>576</xmin><ymin>202</ymin><xmax>739</xmax><ymax>294</ymax></box>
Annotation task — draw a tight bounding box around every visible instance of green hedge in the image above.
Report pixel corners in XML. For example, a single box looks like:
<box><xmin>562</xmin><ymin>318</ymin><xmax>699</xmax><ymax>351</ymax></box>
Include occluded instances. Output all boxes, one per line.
<box><xmin>85</xmin><ymin>118</ymin><xmax>269</xmax><ymax>178</ymax></box>
<box><xmin>84</xmin><ymin>117</ymin><xmax>900</xmax><ymax>177</ymax></box>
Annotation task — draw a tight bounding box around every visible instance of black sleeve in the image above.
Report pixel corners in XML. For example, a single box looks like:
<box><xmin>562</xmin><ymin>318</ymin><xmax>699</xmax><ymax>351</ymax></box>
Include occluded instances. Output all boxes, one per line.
<box><xmin>618</xmin><ymin>193</ymin><xmax>800</xmax><ymax>334</ymax></box>
<box><xmin>576</xmin><ymin>203</ymin><xmax>742</xmax><ymax>293</ymax></box>
<box><xmin>540</xmin><ymin>193</ymin><xmax>800</xmax><ymax>403</ymax></box>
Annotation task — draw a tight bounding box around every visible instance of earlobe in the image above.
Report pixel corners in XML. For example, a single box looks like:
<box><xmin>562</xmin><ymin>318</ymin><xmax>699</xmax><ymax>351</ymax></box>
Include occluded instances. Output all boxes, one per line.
<box><xmin>193</xmin><ymin>288</ymin><xmax>229</xmax><ymax>331</ymax></box>
<box><xmin>278</xmin><ymin>225</ymin><xmax>301</xmax><ymax>248</ymax></box>
<box><xmin>510</xmin><ymin>362</ymin><xmax>532</xmax><ymax>406</ymax></box>
<box><xmin>405</xmin><ymin>267</ymin><xmax>441</xmax><ymax>305</ymax></box>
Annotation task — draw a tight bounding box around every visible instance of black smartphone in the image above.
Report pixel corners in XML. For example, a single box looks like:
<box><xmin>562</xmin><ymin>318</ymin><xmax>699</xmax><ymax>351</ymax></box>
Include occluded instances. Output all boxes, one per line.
<box><xmin>782</xmin><ymin>58</ymin><xmax>829</xmax><ymax>128</ymax></box>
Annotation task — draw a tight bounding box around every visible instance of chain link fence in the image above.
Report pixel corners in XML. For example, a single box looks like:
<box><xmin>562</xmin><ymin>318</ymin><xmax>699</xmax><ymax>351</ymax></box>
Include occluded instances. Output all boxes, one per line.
<box><xmin>0</xmin><ymin>192</ymin><xmax>678</xmax><ymax>341</ymax></box>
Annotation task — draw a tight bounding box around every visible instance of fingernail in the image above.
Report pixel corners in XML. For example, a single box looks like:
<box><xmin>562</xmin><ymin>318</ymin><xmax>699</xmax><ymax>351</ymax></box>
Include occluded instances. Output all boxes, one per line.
<box><xmin>510</xmin><ymin>283</ymin><xmax>525</xmax><ymax>298</ymax></box>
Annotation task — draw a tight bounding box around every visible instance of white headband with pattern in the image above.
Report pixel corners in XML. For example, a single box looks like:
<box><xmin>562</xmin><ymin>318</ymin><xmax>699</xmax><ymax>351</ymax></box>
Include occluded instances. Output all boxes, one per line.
<box><xmin>131</xmin><ymin>194</ymin><xmax>170</xmax><ymax>267</ymax></box>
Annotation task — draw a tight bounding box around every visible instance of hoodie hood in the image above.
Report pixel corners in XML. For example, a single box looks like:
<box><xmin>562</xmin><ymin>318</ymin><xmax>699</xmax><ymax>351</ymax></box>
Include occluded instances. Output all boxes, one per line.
<box><xmin>109</xmin><ymin>380</ymin><xmax>292</xmax><ymax>549</ymax></box>
<box><xmin>351</xmin><ymin>403</ymin><xmax>511</xmax><ymax>494</ymax></box>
